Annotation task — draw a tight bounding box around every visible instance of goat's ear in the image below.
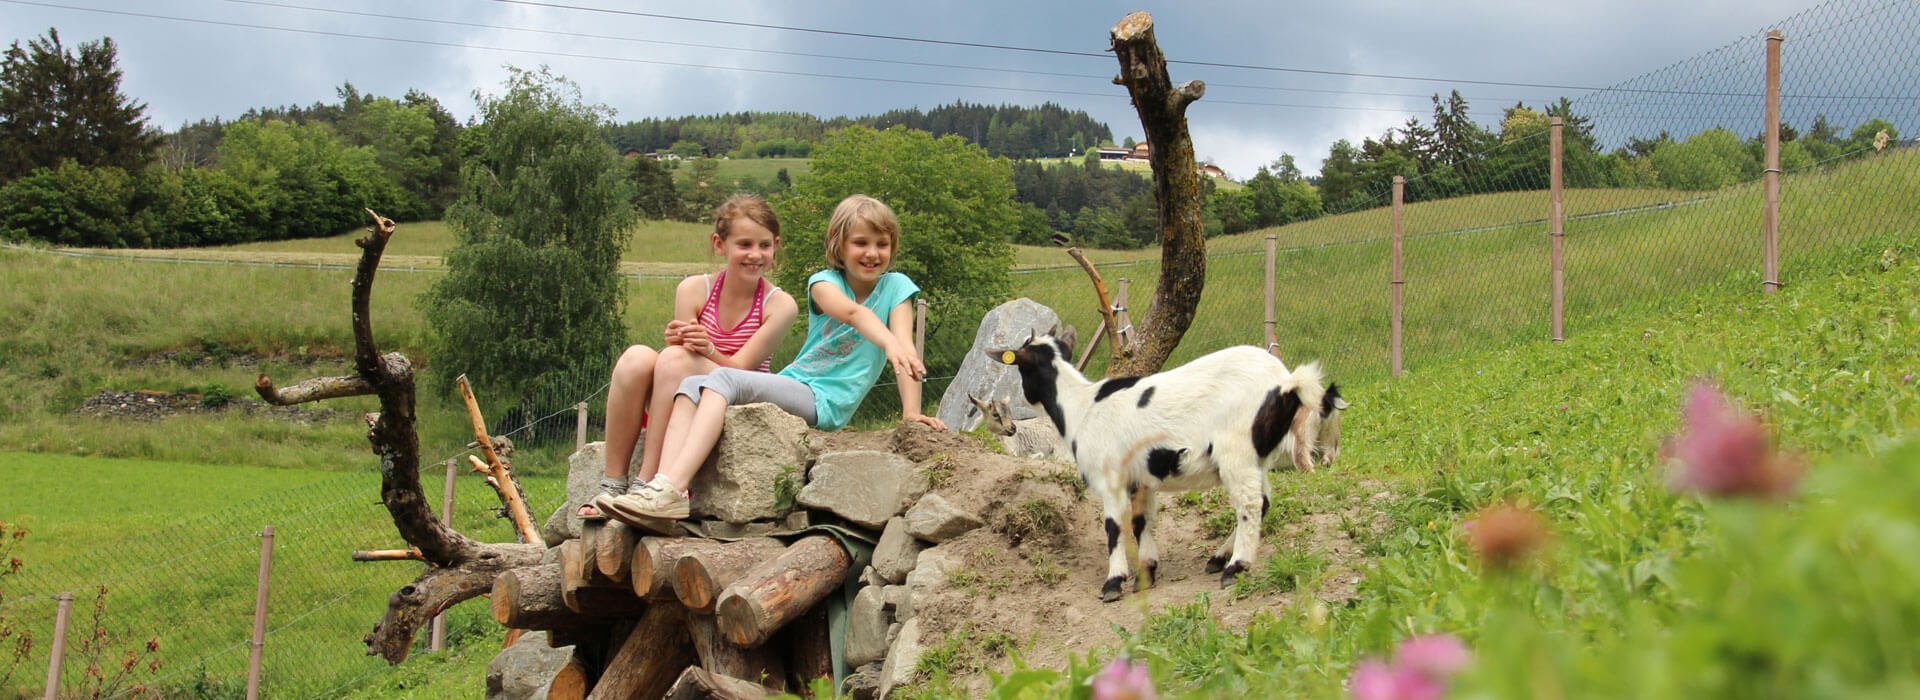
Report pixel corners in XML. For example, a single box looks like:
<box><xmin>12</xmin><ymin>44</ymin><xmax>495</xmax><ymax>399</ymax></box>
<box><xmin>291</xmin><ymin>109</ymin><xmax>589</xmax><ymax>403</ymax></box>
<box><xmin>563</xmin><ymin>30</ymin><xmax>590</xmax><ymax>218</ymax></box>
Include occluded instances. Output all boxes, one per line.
<box><xmin>968</xmin><ymin>392</ymin><xmax>989</xmax><ymax>410</ymax></box>
<box><xmin>983</xmin><ymin>347</ymin><xmax>1018</xmax><ymax>366</ymax></box>
<box><xmin>1058</xmin><ymin>324</ymin><xmax>1079</xmax><ymax>356</ymax></box>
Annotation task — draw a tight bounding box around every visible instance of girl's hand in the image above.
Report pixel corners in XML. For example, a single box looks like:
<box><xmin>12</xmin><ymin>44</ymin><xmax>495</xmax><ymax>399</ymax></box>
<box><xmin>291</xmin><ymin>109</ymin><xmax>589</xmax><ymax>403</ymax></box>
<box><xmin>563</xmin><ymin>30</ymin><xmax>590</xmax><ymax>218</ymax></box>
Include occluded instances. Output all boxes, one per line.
<box><xmin>905</xmin><ymin>413</ymin><xmax>947</xmax><ymax>431</ymax></box>
<box><xmin>885</xmin><ymin>340</ymin><xmax>925</xmax><ymax>381</ymax></box>
<box><xmin>678</xmin><ymin>324</ymin><xmax>713</xmax><ymax>356</ymax></box>
<box><xmin>664</xmin><ymin>319</ymin><xmax>689</xmax><ymax>346</ymax></box>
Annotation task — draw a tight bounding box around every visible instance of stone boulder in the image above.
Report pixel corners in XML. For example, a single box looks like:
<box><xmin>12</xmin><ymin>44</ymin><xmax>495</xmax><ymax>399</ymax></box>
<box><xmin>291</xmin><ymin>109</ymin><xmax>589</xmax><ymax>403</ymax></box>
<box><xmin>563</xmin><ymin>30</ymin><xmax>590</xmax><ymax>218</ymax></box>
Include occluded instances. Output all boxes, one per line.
<box><xmin>934</xmin><ymin>298</ymin><xmax>1063</xmax><ymax>431</ymax></box>
<box><xmin>542</xmin><ymin>441</ymin><xmax>638</xmax><ymax>546</ymax></box>
<box><xmin>689</xmin><ymin>403</ymin><xmax>815</xmax><ymax>524</ymax></box>
<box><xmin>903</xmin><ymin>493</ymin><xmax>984</xmax><ymax>544</ymax></box>
<box><xmin>486</xmin><ymin>631</ymin><xmax>572</xmax><ymax>700</ymax></box>
<box><xmin>797</xmin><ymin>451</ymin><xmax>928</xmax><ymax>529</ymax></box>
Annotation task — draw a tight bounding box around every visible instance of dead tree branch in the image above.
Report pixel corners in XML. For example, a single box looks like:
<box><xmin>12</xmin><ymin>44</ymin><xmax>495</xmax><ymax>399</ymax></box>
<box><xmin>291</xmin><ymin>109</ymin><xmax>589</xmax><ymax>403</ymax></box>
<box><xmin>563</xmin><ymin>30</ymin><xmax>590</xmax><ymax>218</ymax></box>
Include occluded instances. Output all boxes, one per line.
<box><xmin>1110</xmin><ymin>12</ymin><xmax>1209</xmax><ymax>376</ymax></box>
<box><xmin>1065</xmin><ymin>248</ymin><xmax>1131</xmax><ymax>375</ymax></box>
<box><xmin>255</xmin><ymin>210</ymin><xmax>541</xmax><ymax>665</ymax></box>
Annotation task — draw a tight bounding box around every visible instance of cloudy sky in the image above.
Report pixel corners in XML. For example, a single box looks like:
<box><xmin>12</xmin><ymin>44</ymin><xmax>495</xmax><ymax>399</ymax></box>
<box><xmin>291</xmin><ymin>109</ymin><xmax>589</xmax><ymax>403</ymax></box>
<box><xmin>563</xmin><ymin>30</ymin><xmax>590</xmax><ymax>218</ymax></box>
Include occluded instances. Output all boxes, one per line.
<box><xmin>1</xmin><ymin>0</ymin><xmax>1824</xmax><ymax>178</ymax></box>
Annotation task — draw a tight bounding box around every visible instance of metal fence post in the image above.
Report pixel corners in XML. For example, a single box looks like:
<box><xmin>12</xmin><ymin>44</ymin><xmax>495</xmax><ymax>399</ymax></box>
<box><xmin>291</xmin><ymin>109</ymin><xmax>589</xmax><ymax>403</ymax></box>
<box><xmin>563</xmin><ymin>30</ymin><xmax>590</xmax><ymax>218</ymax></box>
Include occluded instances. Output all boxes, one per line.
<box><xmin>1264</xmin><ymin>234</ymin><xmax>1279</xmax><ymax>356</ymax></box>
<box><xmin>1390</xmin><ymin>176</ymin><xmax>1406</xmax><ymax>377</ymax></box>
<box><xmin>1550</xmin><ymin>117</ymin><xmax>1567</xmax><ymax>342</ymax></box>
<box><xmin>42</xmin><ymin>592</ymin><xmax>73</xmax><ymax>700</ymax></box>
<box><xmin>430</xmin><ymin>457</ymin><xmax>457</xmax><ymax>652</ymax></box>
<box><xmin>1762</xmin><ymin>29</ymin><xmax>1784</xmax><ymax>294</ymax></box>
<box><xmin>246</xmin><ymin>526</ymin><xmax>277</xmax><ymax>700</ymax></box>
<box><xmin>575</xmin><ymin>402</ymin><xmax>589</xmax><ymax>452</ymax></box>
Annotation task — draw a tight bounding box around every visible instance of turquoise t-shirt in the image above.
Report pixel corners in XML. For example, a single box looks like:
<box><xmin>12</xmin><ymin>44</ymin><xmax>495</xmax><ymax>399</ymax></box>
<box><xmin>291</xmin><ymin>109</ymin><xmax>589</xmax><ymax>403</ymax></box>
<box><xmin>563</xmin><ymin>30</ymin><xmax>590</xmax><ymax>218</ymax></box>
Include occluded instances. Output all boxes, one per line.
<box><xmin>778</xmin><ymin>269</ymin><xmax>921</xmax><ymax>431</ymax></box>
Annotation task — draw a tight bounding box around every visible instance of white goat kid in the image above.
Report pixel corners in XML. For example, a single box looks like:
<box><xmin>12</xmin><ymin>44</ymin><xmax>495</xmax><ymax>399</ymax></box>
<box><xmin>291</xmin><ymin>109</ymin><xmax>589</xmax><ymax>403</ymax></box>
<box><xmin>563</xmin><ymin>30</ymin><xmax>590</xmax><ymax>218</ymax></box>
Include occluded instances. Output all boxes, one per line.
<box><xmin>992</xmin><ymin>331</ymin><xmax>1327</xmax><ymax>601</ymax></box>
<box><xmin>967</xmin><ymin>393</ymin><xmax>1066</xmax><ymax>461</ymax></box>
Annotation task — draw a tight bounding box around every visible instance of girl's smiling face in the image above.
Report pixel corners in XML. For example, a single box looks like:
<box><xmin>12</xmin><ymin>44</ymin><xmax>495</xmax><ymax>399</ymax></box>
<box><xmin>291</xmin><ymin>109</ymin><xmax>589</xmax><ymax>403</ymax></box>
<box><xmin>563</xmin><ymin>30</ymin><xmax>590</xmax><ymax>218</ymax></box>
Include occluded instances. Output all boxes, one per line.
<box><xmin>715</xmin><ymin>216</ymin><xmax>778</xmax><ymax>280</ymax></box>
<box><xmin>839</xmin><ymin>220</ymin><xmax>893</xmax><ymax>285</ymax></box>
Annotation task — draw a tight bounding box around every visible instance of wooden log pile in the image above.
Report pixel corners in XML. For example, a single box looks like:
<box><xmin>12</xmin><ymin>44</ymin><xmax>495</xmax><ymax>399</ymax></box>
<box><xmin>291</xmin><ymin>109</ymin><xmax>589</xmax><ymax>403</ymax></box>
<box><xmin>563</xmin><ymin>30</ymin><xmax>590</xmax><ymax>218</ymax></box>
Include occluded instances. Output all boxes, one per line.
<box><xmin>490</xmin><ymin>520</ymin><xmax>851</xmax><ymax>698</ymax></box>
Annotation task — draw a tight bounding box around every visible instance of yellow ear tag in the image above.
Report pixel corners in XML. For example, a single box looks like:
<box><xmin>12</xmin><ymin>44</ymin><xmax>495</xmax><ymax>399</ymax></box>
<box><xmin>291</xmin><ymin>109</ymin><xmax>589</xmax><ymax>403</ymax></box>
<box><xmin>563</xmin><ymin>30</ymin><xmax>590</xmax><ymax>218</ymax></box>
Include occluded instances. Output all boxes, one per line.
<box><xmin>1000</xmin><ymin>350</ymin><xmax>1016</xmax><ymax>365</ymax></box>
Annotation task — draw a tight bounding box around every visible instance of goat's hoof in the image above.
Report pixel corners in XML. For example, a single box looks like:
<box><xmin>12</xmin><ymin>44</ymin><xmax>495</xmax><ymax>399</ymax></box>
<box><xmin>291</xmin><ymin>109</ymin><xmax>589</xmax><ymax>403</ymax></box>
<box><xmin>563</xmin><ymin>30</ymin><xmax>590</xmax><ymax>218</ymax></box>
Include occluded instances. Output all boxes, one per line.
<box><xmin>1204</xmin><ymin>554</ymin><xmax>1228</xmax><ymax>574</ymax></box>
<box><xmin>1136</xmin><ymin>561</ymin><xmax>1158</xmax><ymax>592</ymax></box>
<box><xmin>1100</xmin><ymin>576</ymin><xmax>1126</xmax><ymax>602</ymax></box>
<box><xmin>1218</xmin><ymin>561</ymin><xmax>1248</xmax><ymax>588</ymax></box>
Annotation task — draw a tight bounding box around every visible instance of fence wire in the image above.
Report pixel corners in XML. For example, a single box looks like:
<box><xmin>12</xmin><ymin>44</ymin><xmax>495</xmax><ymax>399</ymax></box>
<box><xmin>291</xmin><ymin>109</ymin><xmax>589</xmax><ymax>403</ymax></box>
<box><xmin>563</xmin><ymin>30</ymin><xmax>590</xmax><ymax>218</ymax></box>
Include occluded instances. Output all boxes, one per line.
<box><xmin>6</xmin><ymin>0</ymin><xmax>1918</xmax><ymax>696</ymax></box>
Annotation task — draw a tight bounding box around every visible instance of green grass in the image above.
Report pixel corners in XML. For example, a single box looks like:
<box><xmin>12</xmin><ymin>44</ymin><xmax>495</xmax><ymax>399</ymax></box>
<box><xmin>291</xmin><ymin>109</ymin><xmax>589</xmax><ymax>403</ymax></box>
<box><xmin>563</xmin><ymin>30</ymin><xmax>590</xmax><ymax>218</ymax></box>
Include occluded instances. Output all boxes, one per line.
<box><xmin>213</xmin><ymin>218</ymin><xmax>719</xmax><ymax>266</ymax></box>
<box><xmin>677</xmin><ymin>156</ymin><xmax>811</xmax><ymax>185</ymax></box>
<box><xmin>1</xmin><ymin>452</ymin><xmax>564</xmax><ymax>698</ymax></box>
<box><xmin>975</xmin><ymin>219</ymin><xmax>1920</xmax><ymax>698</ymax></box>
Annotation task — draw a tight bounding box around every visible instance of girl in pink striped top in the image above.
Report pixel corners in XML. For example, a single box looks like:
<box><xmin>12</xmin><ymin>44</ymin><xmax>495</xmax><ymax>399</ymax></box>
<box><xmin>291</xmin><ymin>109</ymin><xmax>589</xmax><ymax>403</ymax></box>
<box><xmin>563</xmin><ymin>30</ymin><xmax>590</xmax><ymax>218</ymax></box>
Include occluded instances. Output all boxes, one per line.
<box><xmin>581</xmin><ymin>195</ymin><xmax>799</xmax><ymax>519</ymax></box>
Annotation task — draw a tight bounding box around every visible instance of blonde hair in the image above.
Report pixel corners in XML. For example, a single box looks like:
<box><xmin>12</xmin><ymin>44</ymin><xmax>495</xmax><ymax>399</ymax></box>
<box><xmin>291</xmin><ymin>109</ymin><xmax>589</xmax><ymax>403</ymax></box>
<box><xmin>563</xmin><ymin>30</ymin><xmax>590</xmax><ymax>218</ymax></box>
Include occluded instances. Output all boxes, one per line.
<box><xmin>823</xmin><ymin>194</ymin><xmax>900</xmax><ymax>270</ymax></box>
<box><xmin>713</xmin><ymin>194</ymin><xmax>781</xmax><ymax>241</ymax></box>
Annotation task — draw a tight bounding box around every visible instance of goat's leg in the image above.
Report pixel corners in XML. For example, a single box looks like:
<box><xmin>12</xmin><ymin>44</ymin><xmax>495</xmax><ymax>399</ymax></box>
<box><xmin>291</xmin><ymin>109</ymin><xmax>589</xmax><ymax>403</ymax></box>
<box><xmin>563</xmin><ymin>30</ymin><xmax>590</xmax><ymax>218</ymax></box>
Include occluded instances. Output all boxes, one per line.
<box><xmin>1131</xmin><ymin>485</ymin><xmax>1159</xmax><ymax>592</ymax></box>
<box><xmin>1217</xmin><ymin>446</ymin><xmax>1267</xmax><ymax>588</ymax></box>
<box><xmin>1095</xmin><ymin>476</ymin><xmax>1133</xmax><ymax>603</ymax></box>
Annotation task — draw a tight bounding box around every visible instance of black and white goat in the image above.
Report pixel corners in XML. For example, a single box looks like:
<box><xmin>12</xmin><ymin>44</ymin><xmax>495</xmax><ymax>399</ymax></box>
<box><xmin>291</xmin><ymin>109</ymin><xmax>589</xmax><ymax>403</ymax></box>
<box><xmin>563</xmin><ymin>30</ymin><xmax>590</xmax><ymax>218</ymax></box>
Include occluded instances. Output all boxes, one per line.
<box><xmin>991</xmin><ymin>330</ymin><xmax>1328</xmax><ymax>601</ymax></box>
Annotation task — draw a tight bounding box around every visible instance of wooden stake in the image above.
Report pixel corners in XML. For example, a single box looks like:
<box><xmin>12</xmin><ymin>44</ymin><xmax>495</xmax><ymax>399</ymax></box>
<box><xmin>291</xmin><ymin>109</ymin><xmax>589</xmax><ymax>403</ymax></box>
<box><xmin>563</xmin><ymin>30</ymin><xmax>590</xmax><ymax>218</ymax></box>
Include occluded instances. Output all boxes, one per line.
<box><xmin>42</xmin><ymin>593</ymin><xmax>72</xmax><ymax>700</ymax></box>
<box><xmin>351</xmin><ymin>548</ymin><xmax>425</xmax><ymax>562</ymax></box>
<box><xmin>1066</xmin><ymin>247</ymin><xmax>1129</xmax><ymax>375</ymax></box>
<box><xmin>1762</xmin><ymin>29</ymin><xmax>1784</xmax><ymax>294</ymax></box>
<box><xmin>1390</xmin><ymin>175</ymin><xmax>1405</xmax><ymax>377</ymax></box>
<box><xmin>246</xmin><ymin>526</ymin><xmax>276</xmax><ymax>700</ymax></box>
<box><xmin>1550</xmin><ymin>117</ymin><xmax>1567</xmax><ymax>343</ymax></box>
<box><xmin>456</xmin><ymin>374</ymin><xmax>541</xmax><ymax>544</ymax></box>
<box><xmin>1264</xmin><ymin>234</ymin><xmax>1279</xmax><ymax>356</ymax></box>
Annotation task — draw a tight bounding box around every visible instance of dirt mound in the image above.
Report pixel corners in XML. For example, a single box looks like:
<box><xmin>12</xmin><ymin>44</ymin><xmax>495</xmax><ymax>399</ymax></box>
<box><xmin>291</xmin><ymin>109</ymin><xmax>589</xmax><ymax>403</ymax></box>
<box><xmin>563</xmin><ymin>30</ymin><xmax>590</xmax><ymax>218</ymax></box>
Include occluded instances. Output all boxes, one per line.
<box><xmin>73</xmin><ymin>389</ymin><xmax>342</xmax><ymax>424</ymax></box>
<box><xmin>817</xmin><ymin>425</ymin><xmax>1384</xmax><ymax>690</ymax></box>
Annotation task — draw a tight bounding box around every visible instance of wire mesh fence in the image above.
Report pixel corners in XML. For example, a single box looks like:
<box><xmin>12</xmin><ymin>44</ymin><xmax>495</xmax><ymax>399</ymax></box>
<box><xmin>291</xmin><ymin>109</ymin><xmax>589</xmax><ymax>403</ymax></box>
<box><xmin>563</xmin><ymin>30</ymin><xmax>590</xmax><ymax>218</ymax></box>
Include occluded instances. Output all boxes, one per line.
<box><xmin>5</xmin><ymin>0</ymin><xmax>1917</xmax><ymax>696</ymax></box>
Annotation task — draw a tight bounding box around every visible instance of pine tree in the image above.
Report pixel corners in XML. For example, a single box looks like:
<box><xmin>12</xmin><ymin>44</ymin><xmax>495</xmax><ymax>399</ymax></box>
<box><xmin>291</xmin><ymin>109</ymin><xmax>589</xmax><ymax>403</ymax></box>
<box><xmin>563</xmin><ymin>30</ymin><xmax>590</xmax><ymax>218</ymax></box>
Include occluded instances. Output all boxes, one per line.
<box><xmin>0</xmin><ymin>28</ymin><xmax>156</xmax><ymax>181</ymax></box>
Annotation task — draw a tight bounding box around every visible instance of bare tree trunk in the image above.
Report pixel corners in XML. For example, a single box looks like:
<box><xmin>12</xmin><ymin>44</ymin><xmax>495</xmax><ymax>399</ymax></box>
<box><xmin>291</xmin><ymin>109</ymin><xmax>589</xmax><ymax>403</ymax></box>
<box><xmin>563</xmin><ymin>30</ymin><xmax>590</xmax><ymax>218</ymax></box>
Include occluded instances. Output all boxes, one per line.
<box><xmin>1109</xmin><ymin>12</ymin><xmax>1208</xmax><ymax>376</ymax></box>
<box><xmin>254</xmin><ymin>211</ymin><xmax>542</xmax><ymax>664</ymax></box>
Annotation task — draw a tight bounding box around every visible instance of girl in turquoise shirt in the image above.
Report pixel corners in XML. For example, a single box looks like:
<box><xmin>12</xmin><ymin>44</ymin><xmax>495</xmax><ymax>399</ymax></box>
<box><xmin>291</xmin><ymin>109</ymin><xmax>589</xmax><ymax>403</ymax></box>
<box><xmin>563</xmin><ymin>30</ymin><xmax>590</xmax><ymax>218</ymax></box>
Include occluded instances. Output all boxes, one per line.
<box><xmin>600</xmin><ymin>194</ymin><xmax>949</xmax><ymax>523</ymax></box>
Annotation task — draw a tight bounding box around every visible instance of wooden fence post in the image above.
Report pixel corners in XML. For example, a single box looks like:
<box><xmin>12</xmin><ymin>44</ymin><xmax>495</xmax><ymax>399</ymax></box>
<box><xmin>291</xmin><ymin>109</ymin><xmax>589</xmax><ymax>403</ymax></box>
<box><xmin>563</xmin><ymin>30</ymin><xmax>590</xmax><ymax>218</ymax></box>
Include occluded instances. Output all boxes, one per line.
<box><xmin>246</xmin><ymin>526</ymin><xmax>277</xmax><ymax>700</ymax></box>
<box><xmin>1390</xmin><ymin>176</ymin><xmax>1405</xmax><ymax>377</ymax></box>
<box><xmin>430</xmin><ymin>457</ymin><xmax>458</xmax><ymax>652</ymax></box>
<box><xmin>1762</xmin><ymin>29</ymin><xmax>1784</xmax><ymax>294</ymax></box>
<box><xmin>1264</xmin><ymin>234</ymin><xmax>1279</xmax><ymax>356</ymax></box>
<box><xmin>1550</xmin><ymin>116</ymin><xmax>1567</xmax><ymax>342</ymax></box>
<box><xmin>914</xmin><ymin>298</ymin><xmax>928</xmax><ymax>357</ymax></box>
<box><xmin>41</xmin><ymin>592</ymin><xmax>72</xmax><ymax>700</ymax></box>
<box><xmin>575</xmin><ymin>402</ymin><xmax>588</xmax><ymax>452</ymax></box>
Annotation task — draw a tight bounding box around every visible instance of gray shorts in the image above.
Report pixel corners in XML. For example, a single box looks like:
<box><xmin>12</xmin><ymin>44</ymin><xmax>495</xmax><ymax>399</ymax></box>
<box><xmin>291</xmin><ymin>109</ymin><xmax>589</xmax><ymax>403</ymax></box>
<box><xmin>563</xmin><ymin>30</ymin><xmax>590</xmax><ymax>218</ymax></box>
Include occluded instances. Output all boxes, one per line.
<box><xmin>676</xmin><ymin>368</ymin><xmax>818</xmax><ymax>426</ymax></box>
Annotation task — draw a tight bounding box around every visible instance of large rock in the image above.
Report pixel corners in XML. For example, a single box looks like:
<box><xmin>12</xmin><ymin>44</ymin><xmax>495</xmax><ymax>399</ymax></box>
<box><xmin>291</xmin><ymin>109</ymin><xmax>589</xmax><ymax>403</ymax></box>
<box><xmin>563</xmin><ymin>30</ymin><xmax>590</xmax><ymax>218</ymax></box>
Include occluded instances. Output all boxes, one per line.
<box><xmin>543</xmin><ymin>441</ymin><xmax>637</xmax><ymax>546</ymax></box>
<box><xmin>877</xmin><ymin>618</ymin><xmax>924</xmax><ymax>699</ymax></box>
<box><xmin>846</xmin><ymin>585</ymin><xmax>891</xmax><ymax>668</ymax></box>
<box><xmin>934</xmin><ymin>298</ymin><xmax>1063</xmax><ymax>431</ymax></box>
<box><xmin>903</xmin><ymin>494</ymin><xmax>984</xmax><ymax>544</ymax></box>
<box><xmin>870</xmin><ymin>517</ymin><xmax>923</xmax><ymax>584</ymax></box>
<box><xmin>486</xmin><ymin>630</ymin><xmax>572</xmax><ymax>700</ymax></box>
<box><xmin>797</xmin><ymin>451</ymin><xmax>927</xmax><ymax>529</ymax></box>
<box><xmin>689</xmin><ymin>403</ymin><xmax>815</xmax><ymax>524</ymax></box>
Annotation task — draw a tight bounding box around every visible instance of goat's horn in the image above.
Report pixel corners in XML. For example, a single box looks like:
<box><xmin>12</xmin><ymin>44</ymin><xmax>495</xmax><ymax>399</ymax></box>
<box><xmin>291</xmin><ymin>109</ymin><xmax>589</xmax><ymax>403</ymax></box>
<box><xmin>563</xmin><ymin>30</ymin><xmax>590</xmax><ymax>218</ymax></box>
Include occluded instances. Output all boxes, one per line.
<box><xmin>1024</xmin><ymin>328</ymin><xmax>1037</xmax><ymax>345</ymax></box>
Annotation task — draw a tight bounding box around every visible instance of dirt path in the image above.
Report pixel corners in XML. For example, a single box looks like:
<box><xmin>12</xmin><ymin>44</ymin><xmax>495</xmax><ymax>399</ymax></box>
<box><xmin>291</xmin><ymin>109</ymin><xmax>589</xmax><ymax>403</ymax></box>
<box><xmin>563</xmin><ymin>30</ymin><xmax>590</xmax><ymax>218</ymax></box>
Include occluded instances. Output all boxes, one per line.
<box><xmin>824</xmin><ymin>426</ymin><xmax>1386</xmax><ymax>691</ymax></box>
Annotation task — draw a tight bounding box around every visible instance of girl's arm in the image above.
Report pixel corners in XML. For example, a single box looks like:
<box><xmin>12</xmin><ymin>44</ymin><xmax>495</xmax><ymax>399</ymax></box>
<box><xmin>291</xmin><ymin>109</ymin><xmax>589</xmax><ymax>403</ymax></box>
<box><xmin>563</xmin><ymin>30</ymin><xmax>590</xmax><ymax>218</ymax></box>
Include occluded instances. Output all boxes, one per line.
<box><xmin>700</xmin><ymin>289</ymin><xmax>800</xmax><ymax>370</ymax></box>
<box><xmin>886</xmin><ymin>299</ymin><xmax>946</xmax><ymax>430</ymax></box>
<box><xmin>810</xmin><ymin>280</ymin><xmax>925</xmax><ymax>381</ymax></box>
<box><xmin>663</xmin><ymin>274</ymin><xmax>708</xmax><ymax>347</ymax></box>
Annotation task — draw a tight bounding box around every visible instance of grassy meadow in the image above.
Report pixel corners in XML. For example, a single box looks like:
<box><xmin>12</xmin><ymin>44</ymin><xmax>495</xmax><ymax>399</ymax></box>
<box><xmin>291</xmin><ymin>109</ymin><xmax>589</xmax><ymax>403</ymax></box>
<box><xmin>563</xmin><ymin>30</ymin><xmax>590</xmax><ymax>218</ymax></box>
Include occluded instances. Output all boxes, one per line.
<box><xmin>2</xmin><ymin>147</ymin><xmax>1917</xmax><ymax>697</ymax></box>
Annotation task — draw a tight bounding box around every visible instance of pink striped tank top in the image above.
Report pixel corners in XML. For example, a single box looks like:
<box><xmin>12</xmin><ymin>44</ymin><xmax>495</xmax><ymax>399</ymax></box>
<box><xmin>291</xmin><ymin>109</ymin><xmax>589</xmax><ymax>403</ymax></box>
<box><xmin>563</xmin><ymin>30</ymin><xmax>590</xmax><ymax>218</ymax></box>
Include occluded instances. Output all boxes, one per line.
<box><xmin>698</xmin><ymin>272</ymin><xmax>775</xmax><ymax>372</ymax></box>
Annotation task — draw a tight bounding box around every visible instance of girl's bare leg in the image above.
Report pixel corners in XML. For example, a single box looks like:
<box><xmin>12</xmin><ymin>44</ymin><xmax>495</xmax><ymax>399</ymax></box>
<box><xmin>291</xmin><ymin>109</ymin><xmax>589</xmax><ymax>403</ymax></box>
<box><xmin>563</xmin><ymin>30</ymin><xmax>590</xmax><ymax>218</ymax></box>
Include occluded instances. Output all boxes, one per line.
<box><xmin>655</xmin><ymin>389</ymin><xmax>731</xmax><ymax>492</ymax></box>
<box><xmin>589</xmin><ymin>344</ymin><xmax>658</xmax><ymax>516</ymax></box>
<box><xmin>635</xmin><ymin>345</ymin><xmax>710</xmax><ymax>484</ymax></box>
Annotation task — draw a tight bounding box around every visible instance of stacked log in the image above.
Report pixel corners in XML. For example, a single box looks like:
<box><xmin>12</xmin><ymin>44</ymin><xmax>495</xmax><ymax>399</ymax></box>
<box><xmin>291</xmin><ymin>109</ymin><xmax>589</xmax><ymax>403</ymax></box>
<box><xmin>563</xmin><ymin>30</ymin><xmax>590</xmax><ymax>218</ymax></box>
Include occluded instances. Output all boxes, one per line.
<box><xmin>493</xmin><ymin>532</ymin><xmax>856</xmax><ymax>696</ymax></box>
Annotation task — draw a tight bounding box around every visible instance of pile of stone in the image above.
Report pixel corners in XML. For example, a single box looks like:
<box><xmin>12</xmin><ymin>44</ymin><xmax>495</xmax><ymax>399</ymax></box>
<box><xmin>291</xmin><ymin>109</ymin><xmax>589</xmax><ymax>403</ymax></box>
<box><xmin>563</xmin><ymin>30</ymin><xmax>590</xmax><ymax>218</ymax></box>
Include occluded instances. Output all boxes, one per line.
<box><xmin>492</xmin><ymin>407</ymin><xmax>991</xmax><ymax>700</ymax></box>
